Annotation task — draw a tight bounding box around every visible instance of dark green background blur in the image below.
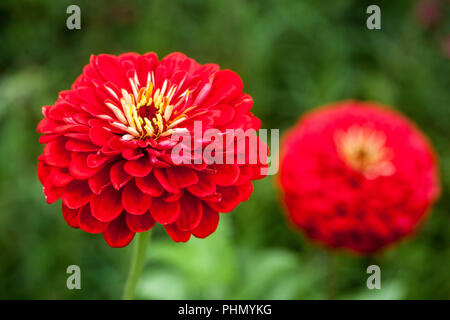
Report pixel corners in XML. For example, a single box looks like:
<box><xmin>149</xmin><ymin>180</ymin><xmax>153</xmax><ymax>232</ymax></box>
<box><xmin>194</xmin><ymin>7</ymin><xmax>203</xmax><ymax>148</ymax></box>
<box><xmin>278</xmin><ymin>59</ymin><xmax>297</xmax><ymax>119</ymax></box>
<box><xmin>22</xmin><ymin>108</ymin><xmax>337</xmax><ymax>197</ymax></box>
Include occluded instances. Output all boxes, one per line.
<box><xmin>0</xmin><ymin>0</ymin><xmax>449</xmax><ymax>299</ymax></box>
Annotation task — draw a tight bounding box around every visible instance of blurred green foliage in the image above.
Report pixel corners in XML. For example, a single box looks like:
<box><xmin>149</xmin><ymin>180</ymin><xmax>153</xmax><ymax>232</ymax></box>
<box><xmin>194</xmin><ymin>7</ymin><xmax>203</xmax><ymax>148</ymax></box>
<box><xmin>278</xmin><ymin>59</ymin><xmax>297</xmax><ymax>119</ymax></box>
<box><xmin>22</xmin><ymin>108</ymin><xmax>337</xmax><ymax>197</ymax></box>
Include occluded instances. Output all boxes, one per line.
<box><xmin>0</xmin><ymin>0</ymin><xmax>449</xmax><ymax>299</ymax></box>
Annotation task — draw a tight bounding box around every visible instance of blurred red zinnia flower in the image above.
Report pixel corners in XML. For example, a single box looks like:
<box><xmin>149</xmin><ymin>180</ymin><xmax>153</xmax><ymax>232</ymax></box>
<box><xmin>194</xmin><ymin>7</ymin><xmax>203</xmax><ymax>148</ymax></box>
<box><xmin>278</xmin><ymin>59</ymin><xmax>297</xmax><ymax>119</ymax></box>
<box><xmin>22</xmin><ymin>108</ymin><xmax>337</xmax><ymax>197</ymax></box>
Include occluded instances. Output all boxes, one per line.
<box><xmin>37</xmin><ymin>52</ymin><xmax>266</xmax><ymax>247</ymax></box>
<box><xmin>279</xmin><ymin>101</ymin><xmax>440</xmax><ymax>254</ymax></box>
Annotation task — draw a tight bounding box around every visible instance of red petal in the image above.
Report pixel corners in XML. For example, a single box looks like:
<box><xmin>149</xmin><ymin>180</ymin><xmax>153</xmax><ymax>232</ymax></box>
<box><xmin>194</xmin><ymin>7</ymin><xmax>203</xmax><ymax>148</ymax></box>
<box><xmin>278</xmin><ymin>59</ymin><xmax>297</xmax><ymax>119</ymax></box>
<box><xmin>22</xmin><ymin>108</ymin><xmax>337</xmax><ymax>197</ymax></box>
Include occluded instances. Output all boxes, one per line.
<box><xmin>176</xmin><ymin>193</ymin><xmax>203</xmax><ymax>231</ymax></box>
<box><xmin>89</xmin><ymin>127</ymin><xmax>114</xmax><ymax>146</ymax></box>
<box><xmin>102</xmin><ymin>214</ymin><xmax>135</xmax><ymax>248</ymax></box>
<box><xmin>43</xmin><ymin>184</ymin><xmax>64</xmax><ymax>204</ymax></box>
<box><xmin>48</xmin><ymin>101</ymin><xmax>79</xmax><ymax>120</ymax></box>
<box><xmin>66</xmin><ymin>139</ymin><xmax>98</xmax><ymax>152</ymax></box>
<box><xmin>62</xmin><ymin>180</ymin><xmax>92</xmax><ymax>209</ymax></box>
<box><xmin>90</xmin><ymin>185</ymin><xmax>123</xmax><ymax>222</ymax></box>
<box><xmin>207</xmin><ymin>186</ymin><xmax>241</xmax><ymax>213</ymax></box>
<box><xmin>95</xmin><ymin>54</ymin><xmax>130</xmax><ymax>91</ymax></box>
<box><xmin>73</xmin><ymin>112</ymin><xmax>91</xmax><ymax>125</ymax></box>
<box><xmin>64</xmin><ymin>133</ymin><xmax>91</xmax><ymax>142</ymax></box>
<box><xmin>235</xmin><ymin>165</ymin><xmax>253</xmax><ymax>185</ymax></box>
<box><xmin>237</xmin><ymin>181</ymin><xmax>253</xmax><ymax>202</ymax></box>
<box><xmin>194</xmin><ymin>63</ymin><xmax>220</xmax><ymax>79</ymax></box>
<box><xmin>62</xmin><ymin>204</ymin><xmax>79</xmax><ymax>228</ymax></box>
<box><xmin>86</xmin><ymin>152</ymin><xmax>111</xmax><ymax>168</ymax></box>
<box><xmin>149</xmin><ymin>198</ymin><xmax>180</xmax><ymax>225</ymax></box>
<box><xmin>166</xmin><ymin>166</ymin><xmax>198</xmax><ymax>189</ymax></box>
<box><xmin>121</xmin><ymin>181</ymin><xmax>152</xmax><ymax>215</ymax></box>
<box><xmin>135</xmin><ymin>174</ymin><xmax>164</xmax><ymax>196</ymax></box>
<box><xmin>126</xmin><ymin>212</ymin><xmax>155</xmax><ymax>232</ymax></box>
<box><xmin>234</xmin><ymin>93</ymin><xmax>253</xmax><ymax>114</ymax></box>
<box><xmin>159</xmin><ymin>52</ymin><xmax>188</xmax><ymax>71</ymax></box>
<box><xmin>211</xmin><ymin>164</ymin><xmax>239</xmax><ymax>186</ymax></box>
<box><xmin>163</xmin><ymin>190</ymin><xmax>184</xmax><ymax>202</ymax></box>
<box><xmin>70</xmin><ymin>152</ymin><xmax>103</xmax><ymax>179</ymax></box>
<box><xmin>122</xmin><ymin>148</ymin><xmax>144</xmax><ymax>160</ymax></box>
<box><xmin>123</xmin><ymin>155</ymin><xmax>153</xmax><ymax>177</ymax></box>
<box><xmin>202</xmin><ymin>70</ymin><xmax>243</xmax><ymax>107</ymax></box>
<box><xmin>77</xmin><ymin>86</ymin><xmax>110</xmax><ymax>117</ymax></box>
<box><xmin>43</xmin><ymin>138</ymin><xmax>71</xmax><ymax>167</ymax></box>
<box><xmin>37</xmin><ymin>117</ymin><xmax>61</xmax><ymax>133</ymax></box>
<box><xmin>164</xmin><ymin>223</ymin><xmax>191</xmax><ymax>243</ymax></box>
<box><xmin>186</xmin><ymin>172</ymin><xmax>216</xmax><ymax>197</ymax></box>
<box><xmin>153</xmin><ymin>168</ymin><xmax>180</xmax><ymax>194</ymax></box>
<box><xmin>39</xmin><ymin>133</ymin><xmax>61</xmax><ymax>144</ymax></box>
<box><xmin>208</xmin><ymin>104</ymin><xmax>235</xmax><ymax>127</ymax></box>
<box><xmin>107</xmin><ymin>135</ymin><xmax>136</xmax><ymax>152</ymax></box>
<box><xmin>49</xmin><ymin>167</ymin><xmax>73</xmax><ymax>187</ymax></box>
<box><xmin>37</xmin><ymin>161</ymin><xmax>51</xmax><ymax>185</ymax></box>
<box><xmin>192</xmin><ymin>205</ymin><xmax>220</xmax><ymax>238</ymax></box>
<box><xmin>88</xmin><ymin>164</ymin><xmax>112</xmax><ymax>195</ymax></box>
<box><xmin>110</xmin><ymin>161</ymin><xmax>132</xmax><ymax>190</ymax></box>
<box><xmin>78</xmin><ymin>205</ymin><xmax>109</xmax><ymax>233</ymax></box>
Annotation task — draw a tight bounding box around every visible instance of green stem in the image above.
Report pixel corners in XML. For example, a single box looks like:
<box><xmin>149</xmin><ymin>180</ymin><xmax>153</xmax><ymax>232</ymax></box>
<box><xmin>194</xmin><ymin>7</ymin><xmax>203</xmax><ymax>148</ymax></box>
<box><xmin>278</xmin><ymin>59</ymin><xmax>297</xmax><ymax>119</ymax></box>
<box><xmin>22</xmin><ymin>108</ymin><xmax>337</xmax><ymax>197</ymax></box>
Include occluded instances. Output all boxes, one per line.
<box><xmin>325</xmin><ymin>252</ymin><xmax>337</xmax><ymax>300</ymax></box>
<box><xmin>122</xmin><ymin>230</ymin><xmax>151</xmax><ymax>300</ymax></box>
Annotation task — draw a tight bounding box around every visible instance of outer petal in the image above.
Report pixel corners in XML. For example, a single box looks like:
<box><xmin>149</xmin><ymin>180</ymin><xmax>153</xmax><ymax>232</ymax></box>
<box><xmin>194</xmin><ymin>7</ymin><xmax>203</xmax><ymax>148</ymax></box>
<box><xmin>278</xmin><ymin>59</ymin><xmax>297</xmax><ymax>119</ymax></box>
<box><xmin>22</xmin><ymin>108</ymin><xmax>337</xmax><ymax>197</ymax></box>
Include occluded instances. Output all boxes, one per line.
<box><xmin>237</xmin><ymin>181</ymin><xmax>254</xmax><ymax>202</ymax></box>
<box><xmin>70</xmin><ymin>152</ymin><xmax>103</xmax><ymax>179</ymax></box>
<box><xmin>153</xmin><ymin>168</ymin><xmax>180</xmax><ymax>194</ymax></box>
<box><xmin>121</xmin><ymin>181</ymin><xmax>152</xmax><ymax>215</ymax></box>
<box><xmin>149</xmin><ymin>198</ymin><xmax>180</xmax><ymax>225</ymax></box>
<box><xmin>123</xmin><ymin>155</ymin><xmax>153</xmax><ymax>177</ymax></box>
<box><xmin>201</xmin><ymin>70</ymin><xmax>243</xmax><ymax>107</ymax></box>
<box><xmin>89</xmin><ymin>127</ymin><xmax>114</xmax><ymax>146</ymax></box>
<box><xmin>211</xmin><ymin>164</ymin><xmax>239</xmax><ymax>186</ymax></box>
<box><xmin>43</xmin><ymin>139</ymin><xmax>71</xmax><ymax>167</ymax></box>
<box><xmin>62</xmin><ymin>180</ymin><xmax>92</xmax><ymax>209</ymax></box>
<box><xmin>95</xmin><ymin>54</ymin><xmax>130</xmax><ymax>91</ymax></box>
<box><xmin>207</xmin><ymin>185</ymin><xmax>241</xmax><ymax>213</ymax></box>
<box><xmin>208</xmin><ymin>104</ymin><xmax>235</xmax><ymax>127</ymax></box>
<box><xmin>66</xmin><ymin>139</ymin><xmax>98</xmax><ymax>152</ymax></box>
<box><xmin>176</xmin><ymin>193</ymin><xmax>203</xmax><ymax>231</ymax></box>
<box><xmin>110</xmin><ymin>161</ymin><xmax>133</xmax><ymax>190</ymax></box>
<box><xmin>192</xmin><ymin>205</ymin><xmax>220</xmax><ymax>238</ymax></box>
<box><xmin>102</xmin><ymin>214</ymin><xmax>135</xmax><ymax>247</ymax></box>
<box><xmin>78</xmin><ymin>205</ymin><xmax>109</xmax><ymax>233</ymax></box>
<box><xmin>90</xmin><ymin>185</ymin><xmax>123</xmax><ymax>222</ymax></box>
<box><xmin>186</xmin><ymin>171</ymin><xmax>216</xmax><ymax>196</ymax></box>
<box><xmin>62</xmin><ymin>204</ymin><xmax>79</xmax><ymax>228</ymax></box>
<box><xmin>126</xmin><ymin>212</ymin><xmax>156</xmax><ymax>232</ymax></box>
<box><xmin>164</xmin><ymin>223</ymin><xmax>191</xmax><ymax>243</ymax></box>
<box><xmin>88</xmin><ymin>164</ymin><xmax>112</xmax><ymax>195</ymax></box>
<box><xmin>166</xmin><ymin>166</ymin><xmax>198</xmax><ymax>189</ymax></box>
<box><xmin>37</xmin><ymin>161</ymin><xmax>51</xmax><ymax>185</ymax></box>
<box><xmin>43</xmin><ymin>184</ymin><xmax>65</xmax><ymax>204</ymax></box>
<box><xmin>49</xmin><ymin>167</ymin><xmax>73</xmax><ymax>187</ymax></box>
<box><xmin>135</xmin><ymin>174</ymin><xmax>164</xmax><ymax>196</ymax></box>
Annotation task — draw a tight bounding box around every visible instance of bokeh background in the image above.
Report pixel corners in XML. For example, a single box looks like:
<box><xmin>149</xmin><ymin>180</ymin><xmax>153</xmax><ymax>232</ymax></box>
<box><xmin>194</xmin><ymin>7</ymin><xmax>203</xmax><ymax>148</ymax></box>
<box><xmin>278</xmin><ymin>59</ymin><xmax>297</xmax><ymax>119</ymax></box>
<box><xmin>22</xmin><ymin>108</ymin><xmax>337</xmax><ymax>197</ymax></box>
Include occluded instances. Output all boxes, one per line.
<box><xmin>0</xmin><ymin>0</ymin><xmax>449</xmax><ymax>299</ymax></box>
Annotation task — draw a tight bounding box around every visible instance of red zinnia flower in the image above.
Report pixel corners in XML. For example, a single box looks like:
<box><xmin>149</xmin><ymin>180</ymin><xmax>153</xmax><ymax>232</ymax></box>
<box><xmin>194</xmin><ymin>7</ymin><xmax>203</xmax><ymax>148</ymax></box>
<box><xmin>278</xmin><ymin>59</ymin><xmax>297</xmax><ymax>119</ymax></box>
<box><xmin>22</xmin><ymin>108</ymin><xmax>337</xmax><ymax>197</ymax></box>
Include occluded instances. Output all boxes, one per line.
<box><xmin>279</xmin><ymin>101</ymin><xmax>440</xmax><ymax>254</ymax></box>
<box><xmin>37</xmin><ymin>52</ymin><xmax>266</xmax><ymax>247</ymax></box>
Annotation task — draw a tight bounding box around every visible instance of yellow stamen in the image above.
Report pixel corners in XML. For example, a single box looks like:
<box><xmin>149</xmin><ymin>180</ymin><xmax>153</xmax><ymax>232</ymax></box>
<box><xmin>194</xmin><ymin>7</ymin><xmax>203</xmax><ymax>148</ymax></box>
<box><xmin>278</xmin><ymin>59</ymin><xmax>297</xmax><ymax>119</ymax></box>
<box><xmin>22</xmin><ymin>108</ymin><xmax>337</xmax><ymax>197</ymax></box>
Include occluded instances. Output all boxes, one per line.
<box><xmin>167</xmin><ymin>116</ymin><xmax>186</xmax><ymax>129</ymax></box>
<box><xmin>164</xmin><ymin>104</ymin><xmax>174</xmax><ymax>121</ymax></box>
<box><xmin>107</xmin><ymin>75</ymin><xmax>190</xmax><ymax>140</ymax></box>
<box><xmin>129</xmin><ymin>78</ymin><xmax>139</xmax><ymax>99</ymax></box>
<box><xmin>156</xmin><ymin>113</ymin><xmax>164</xmax><ymax>133</ymax></box>
<box><xmin>105</xmin><ymin>101</ymin><xmax>127</xmax><ymax>124</ymax></box>
<box><xmin>334</xmin><ymin>125</ymin><xmax>395</xmax><ymax>179</ymax></box>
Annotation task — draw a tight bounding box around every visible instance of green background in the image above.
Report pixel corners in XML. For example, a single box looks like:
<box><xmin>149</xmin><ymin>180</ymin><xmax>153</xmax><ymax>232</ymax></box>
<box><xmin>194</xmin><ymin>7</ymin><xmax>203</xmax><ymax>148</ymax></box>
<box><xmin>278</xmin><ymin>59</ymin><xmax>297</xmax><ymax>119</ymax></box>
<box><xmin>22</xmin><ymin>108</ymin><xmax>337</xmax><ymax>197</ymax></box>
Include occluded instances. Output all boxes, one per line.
<box><xmin>0</xmin><ymin>0</ymin><xmax>449</xmax><ymax>299</ymax></box>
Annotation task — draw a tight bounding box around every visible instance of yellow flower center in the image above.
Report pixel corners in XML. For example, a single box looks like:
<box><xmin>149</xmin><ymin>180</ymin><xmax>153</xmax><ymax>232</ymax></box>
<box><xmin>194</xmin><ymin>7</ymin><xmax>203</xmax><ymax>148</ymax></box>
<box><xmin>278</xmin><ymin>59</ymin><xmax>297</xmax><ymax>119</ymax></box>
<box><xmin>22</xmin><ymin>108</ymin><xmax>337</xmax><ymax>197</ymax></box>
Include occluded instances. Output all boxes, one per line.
<box><xmin>104</xmin><ymin>72</ymin><xmax>192</xmax><ymax>140</ymax></box>
<box><xmin>334</xmin><ymin>125</ymin><xmax>395</xmax><ymax>179</ymax></box>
